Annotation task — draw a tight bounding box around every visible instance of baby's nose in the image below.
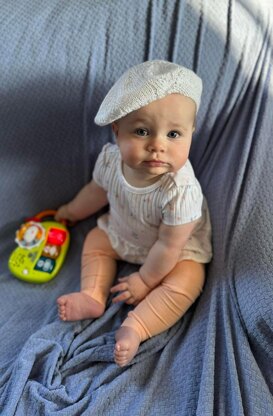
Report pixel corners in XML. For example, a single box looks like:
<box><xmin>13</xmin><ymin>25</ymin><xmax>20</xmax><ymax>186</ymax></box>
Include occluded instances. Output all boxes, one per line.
<box><xmin>147</xmin><ymin>136</ymin><xmax>165</xmax><ymax>152</ymax></box>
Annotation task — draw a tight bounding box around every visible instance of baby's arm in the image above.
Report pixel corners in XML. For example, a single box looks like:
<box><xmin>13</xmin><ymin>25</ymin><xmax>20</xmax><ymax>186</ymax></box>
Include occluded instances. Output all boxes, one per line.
<box><xmin>111</xmin><ymin>220</ymin><xmax>199</xmax><ymax>304</ymax></box>
<box><xmin>139</xmin><ymin>220</ymin><xmax>199</xmax><ymax>289</ymax></box>
<box><xmin>55</xmin><ymin>180</ymin><xmax>108</xmax><ymax>222</ymax></box>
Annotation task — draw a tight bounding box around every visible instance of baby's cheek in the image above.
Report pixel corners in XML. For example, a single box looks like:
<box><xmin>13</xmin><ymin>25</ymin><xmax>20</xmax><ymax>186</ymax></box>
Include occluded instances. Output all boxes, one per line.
<box><xmin>173</xmin><ymin>147</ymin><xmax>189</xmax><ymax>167</ymax></box>
<box><xmin>124</xmin><ymin>148</ymin><xmax>141</xmax><ymax>164</ymax></box>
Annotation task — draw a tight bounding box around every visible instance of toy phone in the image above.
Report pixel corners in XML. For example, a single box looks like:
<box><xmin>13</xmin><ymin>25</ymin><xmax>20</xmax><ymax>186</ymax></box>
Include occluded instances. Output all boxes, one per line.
<box><xmin>8</xmin><ymin>210</ymin><xmax>70</xmax><ymax>283</ymax></box>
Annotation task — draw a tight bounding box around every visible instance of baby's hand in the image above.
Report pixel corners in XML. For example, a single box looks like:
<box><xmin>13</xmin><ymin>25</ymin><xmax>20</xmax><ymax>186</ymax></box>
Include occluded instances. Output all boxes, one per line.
<box><xmin>55</xmin><ymin>204</ymin><xmax>77</xmax><ymax>223</ymax></box>
<box><xmin>111</xmin><ymin>272</ymin><xmax>151</xmax><ymax>306</ymax></box>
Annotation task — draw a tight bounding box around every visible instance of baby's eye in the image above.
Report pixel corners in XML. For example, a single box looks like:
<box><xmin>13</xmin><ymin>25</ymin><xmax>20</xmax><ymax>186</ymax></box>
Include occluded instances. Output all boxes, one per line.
<box><xmin>135</xmin><ymin>128</ymin><xmax>149</xmax><ymax>136</ymax></box>
<box><xmin>167</xmin><ymin>131</ymin><xmax>180</xmax><ymax>139</ymax></box>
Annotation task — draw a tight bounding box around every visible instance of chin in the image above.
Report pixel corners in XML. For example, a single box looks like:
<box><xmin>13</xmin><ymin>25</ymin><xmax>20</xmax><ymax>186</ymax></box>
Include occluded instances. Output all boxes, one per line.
<box><xmin>145</xmin><ymin>168</ymin><xmax>170</xmax><ymax>176</ymax></box>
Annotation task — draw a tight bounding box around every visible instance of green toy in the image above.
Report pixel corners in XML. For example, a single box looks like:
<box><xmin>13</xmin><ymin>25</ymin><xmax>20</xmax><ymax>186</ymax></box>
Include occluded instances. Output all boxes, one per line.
<box><xmin>8</xmin><ymin>210</ymin><xmax>70</xmax><ymax>283</ymax></box>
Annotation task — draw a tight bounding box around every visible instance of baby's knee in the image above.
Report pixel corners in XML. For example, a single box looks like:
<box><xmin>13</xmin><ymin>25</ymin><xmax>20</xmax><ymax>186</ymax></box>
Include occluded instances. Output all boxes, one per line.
<box><xmin>164</xmin><ymin>261</ymin><xmax>205</xmax><ymax>288</ymax></box>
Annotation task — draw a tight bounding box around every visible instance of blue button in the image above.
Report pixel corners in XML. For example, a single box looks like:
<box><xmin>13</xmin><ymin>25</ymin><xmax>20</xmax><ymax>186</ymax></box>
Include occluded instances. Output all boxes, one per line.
<box><xmin>34</xmin><ymin>256</ymin><xmax>56</xmax><ymax>273</ymax></box>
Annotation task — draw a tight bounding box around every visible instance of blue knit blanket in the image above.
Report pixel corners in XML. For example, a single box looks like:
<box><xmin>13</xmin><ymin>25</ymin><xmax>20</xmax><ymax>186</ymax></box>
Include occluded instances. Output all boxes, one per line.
<box><xmin>0</xmin><ymin>1</ymin><xmax>272</xmax><ymax>414</ymax></box>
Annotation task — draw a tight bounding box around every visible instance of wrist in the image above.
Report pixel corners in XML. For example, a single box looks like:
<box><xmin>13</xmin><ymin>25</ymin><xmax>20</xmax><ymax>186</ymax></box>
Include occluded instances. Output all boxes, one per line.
<box><xmin>139</xmin><ymin>267</ymin><xmax>156</xmax><ymax>289</ymax></box>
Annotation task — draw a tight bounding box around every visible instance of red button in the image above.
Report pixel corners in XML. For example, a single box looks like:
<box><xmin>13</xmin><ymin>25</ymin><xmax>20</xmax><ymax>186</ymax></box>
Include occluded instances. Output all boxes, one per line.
<box><xmin>47</xmin><ymin>228</ymin><xmax>67</xmax><ymax>246</ymax></box>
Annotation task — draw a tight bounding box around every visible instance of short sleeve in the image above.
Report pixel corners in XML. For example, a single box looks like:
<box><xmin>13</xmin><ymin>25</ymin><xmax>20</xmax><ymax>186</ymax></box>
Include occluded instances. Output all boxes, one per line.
<box><xmin>92</xmin><ymin>143</ymin><xmax>113</xmax><ymax>189</ymax></box>
<box><xmin>162</xmin><ymin>184</ymin><xmax>203</xmax><ymax>226</ymax></box>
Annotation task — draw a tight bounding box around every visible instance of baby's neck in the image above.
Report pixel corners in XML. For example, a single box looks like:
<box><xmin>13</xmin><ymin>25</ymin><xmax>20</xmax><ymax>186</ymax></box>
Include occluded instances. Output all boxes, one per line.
<box><xmin>122</xmin><ymin>163</ymin><xmax>163</xmax><ymax>188</ymax></box>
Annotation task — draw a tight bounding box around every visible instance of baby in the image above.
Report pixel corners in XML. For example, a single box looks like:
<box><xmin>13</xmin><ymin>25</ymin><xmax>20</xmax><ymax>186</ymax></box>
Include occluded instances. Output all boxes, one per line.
<box><xmin>56</xmin><ymin>60</ymin><xmax>212</xmax><ymax>367</ymax></box>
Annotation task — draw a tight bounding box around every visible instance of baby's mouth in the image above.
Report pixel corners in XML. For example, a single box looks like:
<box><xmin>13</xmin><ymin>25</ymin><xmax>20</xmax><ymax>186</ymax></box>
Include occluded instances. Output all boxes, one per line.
<box><xmin>143</xmin><ymin>160</ymin><xmax>167</xmax><ymax>166</ymax></box>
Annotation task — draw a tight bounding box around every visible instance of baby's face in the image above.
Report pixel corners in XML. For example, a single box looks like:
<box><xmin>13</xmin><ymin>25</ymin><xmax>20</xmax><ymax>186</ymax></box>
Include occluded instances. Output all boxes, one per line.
<box><xmin>112</xmin><ymin>94</ymin><xmax>196</xmax><ymax>185</ymax></box>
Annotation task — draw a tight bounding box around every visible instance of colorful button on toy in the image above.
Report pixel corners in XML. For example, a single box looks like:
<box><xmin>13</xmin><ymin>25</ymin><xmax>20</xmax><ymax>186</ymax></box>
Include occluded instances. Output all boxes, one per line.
<box><xmin>47</xmin><ymin>228</ymin><xmax>67</xmax><ymax>246</ymax></box>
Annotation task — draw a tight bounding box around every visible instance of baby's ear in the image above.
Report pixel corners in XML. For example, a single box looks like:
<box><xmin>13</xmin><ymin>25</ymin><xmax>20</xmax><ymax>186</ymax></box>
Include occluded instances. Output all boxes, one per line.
<box><xmin>112</xmin><ymin>122</ymin><xmax>119</xmax><ymax>136</ymax></box>
<box><xmin>192</xmin><ymin>115</ymin><xmax>197</xmax><ymax>133</ymax></box>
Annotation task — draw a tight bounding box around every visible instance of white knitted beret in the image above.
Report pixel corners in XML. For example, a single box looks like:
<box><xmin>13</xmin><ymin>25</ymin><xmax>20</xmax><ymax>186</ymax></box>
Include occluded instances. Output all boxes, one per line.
<box><xmin>94</xmin><ymin>60</ymin><xmax>203</xmax><ymax>126</ymax></box>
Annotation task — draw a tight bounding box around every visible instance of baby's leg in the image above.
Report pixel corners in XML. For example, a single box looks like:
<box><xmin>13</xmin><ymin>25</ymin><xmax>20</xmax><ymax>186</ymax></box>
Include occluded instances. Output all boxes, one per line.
<box><xmin>58</xmin><ymin>227</ymin><xmax>120</xmax><ymax>321</ymax></box>
<box><xmin>114</xmin><ymin>260</ymin><xmax>205</xmax><ymax>366</ymax></box>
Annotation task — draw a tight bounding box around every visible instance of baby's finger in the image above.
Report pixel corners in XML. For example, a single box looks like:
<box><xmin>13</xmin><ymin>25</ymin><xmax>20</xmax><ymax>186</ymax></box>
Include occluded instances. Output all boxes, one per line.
<box><xmin>125</xmin><ymin>297</ymin><xmax>135</xmax><ymax>305</ymax></box>
<box><xmin>118</xmin><ymin>276</ymin><xmax>129</xmax><ymax>283</ymax></box>
<box><xmin>110</xmin><ymin>282</ymin><xmax>128</xmax><ymax>293</ymax></box>
<box><xmin>112</xmin><ymin>290</ymin><xmax>131</xmax><ymax>303</ymax></box>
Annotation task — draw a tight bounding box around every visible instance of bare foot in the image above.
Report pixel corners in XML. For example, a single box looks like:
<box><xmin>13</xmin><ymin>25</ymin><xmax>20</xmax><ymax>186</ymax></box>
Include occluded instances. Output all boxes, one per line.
<box><xmin>114</xmin><ymin>326</ymin><xmax>141</xmax><ymax>367</ymax></box>
<box><xmin>57</xmin><ymin>292</ymin><xmax>105</xmax><ymax>321</ymax></box>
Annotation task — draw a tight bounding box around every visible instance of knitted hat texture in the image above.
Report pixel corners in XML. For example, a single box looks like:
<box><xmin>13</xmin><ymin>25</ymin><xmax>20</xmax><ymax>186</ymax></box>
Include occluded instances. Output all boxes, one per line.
<box><xmin>95</xmin><ymin>60</ymin><xmax>202</xmax><ymax>126</ymax></box>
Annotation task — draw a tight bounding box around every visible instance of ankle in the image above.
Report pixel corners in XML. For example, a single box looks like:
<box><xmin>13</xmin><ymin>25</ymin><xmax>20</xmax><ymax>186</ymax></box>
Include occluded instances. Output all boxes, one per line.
<box><xmin>81</xmin><ymin>290</ymin><xmax>105</xmax><ymax>307</ymax></box>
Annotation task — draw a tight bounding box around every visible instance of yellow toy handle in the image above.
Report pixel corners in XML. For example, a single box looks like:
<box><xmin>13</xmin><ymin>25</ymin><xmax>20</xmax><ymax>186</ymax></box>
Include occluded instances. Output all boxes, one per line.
<box><xmin>30</xmin><ymin>210</ymin><xmax>67</xmax><ymax>226</ymax></box>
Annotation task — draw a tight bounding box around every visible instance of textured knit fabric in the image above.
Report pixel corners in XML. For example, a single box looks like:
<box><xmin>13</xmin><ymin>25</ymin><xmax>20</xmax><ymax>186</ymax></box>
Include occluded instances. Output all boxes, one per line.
<box><xmin>1</xmin><ymin>1</ymin><xmax>273</xmax><ymax>415</ymax></box>
<box><xmin>94</xmin><ymin>60</ymin><xmax>202</xmax><ymax>126</ymax></box>
<box><xmin>93</xmin><ymin>143</ymin><xmax>212</xmax><ymax>264</ymax></box>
